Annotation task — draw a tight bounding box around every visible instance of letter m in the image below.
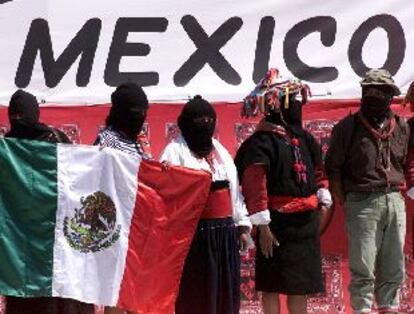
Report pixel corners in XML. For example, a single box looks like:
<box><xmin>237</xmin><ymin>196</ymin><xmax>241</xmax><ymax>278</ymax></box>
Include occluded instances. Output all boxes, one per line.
<box><xmin>15</xmin><ymin>18</ymin><xmax>101</xmax><ymax>88</ymax></box>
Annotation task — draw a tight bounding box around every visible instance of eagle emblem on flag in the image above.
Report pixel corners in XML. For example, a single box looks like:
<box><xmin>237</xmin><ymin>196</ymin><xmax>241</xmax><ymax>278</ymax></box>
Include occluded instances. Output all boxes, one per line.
<box><xmin>63</xmin><ymin>191</ymin><xmax>121</xmax><ymax>253</ymax></box>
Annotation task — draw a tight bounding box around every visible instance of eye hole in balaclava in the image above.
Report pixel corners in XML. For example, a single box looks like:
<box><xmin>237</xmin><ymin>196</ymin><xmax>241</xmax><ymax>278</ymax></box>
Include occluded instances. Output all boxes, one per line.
<box><xmin>265</xmin><ymin>107</ymin><xmax>283</xmax><ymax>125</ymax></box>
<box><xmin>178</xmin><ymin>95</ymin><xmax>216</xmax><ymax>158</ymax></box>
<box><xmin>264</xmin><ymin>94</ymin><xmax>303</xmax><ymax>128</ymax></box>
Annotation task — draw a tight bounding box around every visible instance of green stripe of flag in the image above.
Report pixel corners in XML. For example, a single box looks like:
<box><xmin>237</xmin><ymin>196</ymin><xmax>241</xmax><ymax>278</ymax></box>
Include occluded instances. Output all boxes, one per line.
<box><xmin>0</xmin><ymin>138</ymin><xmax>58</xmax><ymax>296</ymax></box>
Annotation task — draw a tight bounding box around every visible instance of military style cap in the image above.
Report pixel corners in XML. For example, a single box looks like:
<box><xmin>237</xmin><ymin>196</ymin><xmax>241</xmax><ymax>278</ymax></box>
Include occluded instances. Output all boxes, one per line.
<box><xmin>360</xmin><ymin>69</ymin><xmax>400</xmax><ymax>96</ymax></box>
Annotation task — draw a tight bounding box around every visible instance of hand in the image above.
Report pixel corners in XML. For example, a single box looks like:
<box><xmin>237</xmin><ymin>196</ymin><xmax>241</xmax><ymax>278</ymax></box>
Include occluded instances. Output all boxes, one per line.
<box><xmin>258</xmin><ymin>225</ymin><xmax>279</xmax><ymax>258</ymax></box>
<box><xmin>319</xmin><ymin>205</ymin><xmax>329</xmax><ymax>215</ymax></box>
<box><xmin>330</xmin><ymin>182</ymin><xmax>344</xmax><ymax>206</ymax></box>
<box><xmin>238</xmin><ymin>226</ymin><xmax>252</xmax><ymax>253</ymax></box>
<box><xmin>161</xmin><ymin>160</ymin><xmax>171</xmax><ymax>171</ymax></box>
<box><xmin>239</xmin><ymin>231</ymin><xmax>250</xmax><ymax>252</ymax></box>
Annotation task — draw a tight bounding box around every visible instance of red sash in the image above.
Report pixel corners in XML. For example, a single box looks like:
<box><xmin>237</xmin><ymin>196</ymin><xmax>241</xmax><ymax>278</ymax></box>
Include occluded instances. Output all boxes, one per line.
<box><xmin>268</xmin><ymin>194</ymin><xmax>318</xmax><ymax>214</ymax></box>
<box><xmin>201</xmin><ymin>188</ymin><xmax>232</xmax><ymax>219</ymax></box>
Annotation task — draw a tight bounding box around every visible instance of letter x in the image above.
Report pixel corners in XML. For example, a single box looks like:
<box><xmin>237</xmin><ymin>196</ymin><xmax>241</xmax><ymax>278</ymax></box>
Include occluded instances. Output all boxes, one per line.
<box><xmin>174</xmin><ymin>15</ymin><xmax>242</xmax><ymax>86</ymax></box>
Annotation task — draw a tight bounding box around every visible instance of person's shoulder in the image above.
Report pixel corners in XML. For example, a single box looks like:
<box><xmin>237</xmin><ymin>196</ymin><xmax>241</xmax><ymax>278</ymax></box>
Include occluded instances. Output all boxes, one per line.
<box><xmin>98</xmin><ymin>127</ymin><xmax>115</xmax><ymax>138</ymax></box>
<box><xmin>212</xmin><ymin>138</ymin><xmax>228</xmax><ymax>151</ymax></box>
<box><xmin>49</xmin><ymin>128</ymin><xmax>71</xmax><ymax>143</ymax></box>
<box><xmin>212</xmin><ymin>138</ymin><xmax>232</xmax><ymax>158</ymax></box>
<box><xmin>332</xmin><ymin>112</ymin><xmax>357</xmax><ymax>132</ymax></box>
<box><xmin>236</xmin><ymin>131</ymin><xmax>279</xmax><ymax>161</ymax></box>
<box><xmin>163</xmin><ymin>140</ymin><xmax>181</xmax><ymax>151</ymax></box>
<box><xmin>392</xmin><ymin>114</ymin><xmax>410</xmax><ymax>136</ymax></box>
<box><xmin>337</xmin><ymin>112</ymin><xmax>356</xmax><ymax>126</ymax></box>
<box><xmin>94</xmin><ymin>127</ymin><xmax>118</xmax><ymax>145</ymax></box>
<box><xmin>34</xmin><ymin>124</ymin><xmax>71</xmax><ymax>144</ymax></box>
<box><xmin>245</xmin><ymin>130</ymin><xmax>280</xmax><ymax>145</ymax></box>
<box><xmin>163</xmin><ymin>136</ymin><xmax>187</xmax><ymax>153</ymax></box>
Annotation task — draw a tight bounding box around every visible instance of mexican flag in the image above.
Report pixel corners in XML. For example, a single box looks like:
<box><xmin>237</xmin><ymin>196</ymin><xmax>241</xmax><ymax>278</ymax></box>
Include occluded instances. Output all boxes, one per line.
<box><xmin>0</xmin><ymin>138</ymin><xmax>211</xmax><ymax>313</ymax></box>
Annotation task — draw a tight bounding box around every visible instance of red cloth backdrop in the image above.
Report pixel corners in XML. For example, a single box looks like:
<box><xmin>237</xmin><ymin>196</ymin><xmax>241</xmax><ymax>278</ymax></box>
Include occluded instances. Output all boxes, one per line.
<box><xmin>0</xmin><ymin>100</ymin><xmax>413</xmax><ymax>314</ymax></box>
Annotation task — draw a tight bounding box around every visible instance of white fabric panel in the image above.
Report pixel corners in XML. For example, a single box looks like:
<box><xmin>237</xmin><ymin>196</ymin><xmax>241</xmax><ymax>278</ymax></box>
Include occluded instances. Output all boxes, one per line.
<box><xmin>52</xmin><ymin>144</ymin><xmax>140</xmax><ymax>306</ymax></box>
<box><xmin>0</xmin><ymin>0</ymin><xmax>411</xmax><ymax>103</ymax></box>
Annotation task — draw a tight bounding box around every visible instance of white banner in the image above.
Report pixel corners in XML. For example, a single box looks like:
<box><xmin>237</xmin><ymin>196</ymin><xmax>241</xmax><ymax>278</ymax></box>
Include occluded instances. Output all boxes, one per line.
<box><xmin>0</xmin><ymin>0</ymin><xmax>412</xmax><ymax>104</ymax></box>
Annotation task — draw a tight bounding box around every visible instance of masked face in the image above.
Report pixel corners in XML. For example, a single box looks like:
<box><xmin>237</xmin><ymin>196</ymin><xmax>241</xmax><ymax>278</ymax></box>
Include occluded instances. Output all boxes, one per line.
<box><xmin>281</xmin><ymin>98</ymin><xmax>303</xmax><ymax>128</ymax></box>
<box><xmin>124</xmin><ymin>108</ymin><xmax>147</xmax><ymax>138</ymax></box>
<box><xmin>361</xmin><ymin>86</ymin><xmax>393</xmax><ymax>122</ymax></box>
<box><xmin>191</xmin><ymin>116</ymin><xmax>216</xmax><ymax>139</ymax></box>
<box><xmin>272</xmin><ymin>95</ymin><xmax>302</xmax><ymax>127</ymax></box>
<box><xmin>8</xmin><ymin>118</ymin><xmax>32</xmax><ymax>137</ymax></box>
<box><xmin>178</xmin><ymin>97</ymin><xmax>217</xmax><ymax>158</ymax></box>
<box><xmin>8</xmin><ymin>90</ymin><xmax>42</xmax><ymax>139</ymax></box>
<box><xmin>180</xmin><ymin>116</ymin><xmax>216</xmax><ymax>157</ymax></box>
<box><xmin>108</xmin><ymin>107</ymin><xmax>147</xmax><ymax>139</ymax></box>
<box><xmin>8</xmin><ymin>90</ymin><xmax>40</xmax><ymax>125</ymax></box>
<box><xmin>265</xmin><ymin>108</ymin><xmax>283</xmax><ymax>125</ymax></box>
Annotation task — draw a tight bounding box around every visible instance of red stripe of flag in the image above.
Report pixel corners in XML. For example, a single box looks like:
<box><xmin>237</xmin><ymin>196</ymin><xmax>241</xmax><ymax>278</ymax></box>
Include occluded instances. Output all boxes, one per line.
<box><xmin>117</xmin><ymin>160</ymin><xmax>211</xmax><ymax>313</ymax></box>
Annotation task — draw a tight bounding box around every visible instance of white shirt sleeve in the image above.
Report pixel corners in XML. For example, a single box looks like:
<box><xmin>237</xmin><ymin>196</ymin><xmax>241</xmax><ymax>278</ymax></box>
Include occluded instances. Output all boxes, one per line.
<box><xmin>249</xmin><ymin>209</ymin><xmax>271</xmax><ymax>225</ymax></box>
<box><xmin>214</xmin><ymin>140</ymin><xmax>252</xmax><ymax>231</ymax></box>
<box><xmin>230</xmin><ymin>184</ymin><xmax>252</xmax><ymax>230</ymax></box>
<box><xmin>317</xmin><ymin>188</ymin><xmax>333</xmax><ymax>208</ymax></box>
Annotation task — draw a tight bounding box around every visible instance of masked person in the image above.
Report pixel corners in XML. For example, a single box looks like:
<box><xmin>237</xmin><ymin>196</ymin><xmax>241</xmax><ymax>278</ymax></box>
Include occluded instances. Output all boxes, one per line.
<box><xmin>234</xmin><ymin>69</ymin><xmax>332</xmax><ymax>314</ymax></box>
<box><xmin>404</xmin><ymin>81</ymin><xmax>414</xmax><ymax>197</ymax></box>
<box><xmin>94</xmin><ymin>82</ymin><xmax>151</xmax><ymax>159</ymax></box>
<box><xmin>159</xmin><ymin>95</ymin><xmax>252</xmax><ymax>314</ymax></box>
<box><xmin>6</xmin><ymin>89</ymin><xmax>70</xmax><ymax>143</ymax></box>
<box><xmin>5</xmin><ymin>90</ymin><xmax>93</xmax><ymax>314</ymax></box>
<box><xmin>325</xmin><ymin>69</ymin><xmax>408</xmax><ymax>314</ymax></box>
<box><xmin>94</xmin><ymin>83</ymin><xmax>150</xmax><ymax>314</ymax></box>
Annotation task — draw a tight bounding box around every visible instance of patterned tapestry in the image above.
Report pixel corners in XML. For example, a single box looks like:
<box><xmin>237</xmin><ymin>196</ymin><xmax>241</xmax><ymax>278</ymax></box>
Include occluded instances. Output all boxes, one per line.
<box><xmin>0</xmin><ymin>102</ymin><xmax>413</xmax><ymax>314</ymax></box>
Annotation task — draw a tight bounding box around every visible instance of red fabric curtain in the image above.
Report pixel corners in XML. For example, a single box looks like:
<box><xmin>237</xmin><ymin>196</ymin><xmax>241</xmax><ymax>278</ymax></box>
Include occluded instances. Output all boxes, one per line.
<box><xmin>0</xmin><ymin>100</ymin><xmax>412</xmax><ymax>313</ymax></box>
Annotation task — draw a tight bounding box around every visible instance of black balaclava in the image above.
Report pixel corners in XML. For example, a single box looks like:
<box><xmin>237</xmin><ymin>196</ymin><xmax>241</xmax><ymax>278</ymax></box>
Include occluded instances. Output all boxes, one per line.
<box><xmin>106</xmin><ymin>82</ymin><xmax>149</xmax><ymax>139</ymax></box>
<box><xmin>265</xmin><ymin>107</ymin><xmax>283</xmax><ymax>125</ymax></box>
<box><xmin>281</xmin><ymin>97</ymin><xmax>303</xmax><ymax>129</ymax></box>
<box><xmin>7</xmin><ymin>89</ymin><xmax>46</xmax><ymax>139</ymax></box>
<box><xmin>178</xmin><ymin>95</ymin><xmax>216</xmax><ymax>158</ymax></box>
<box><xmin>8</xmin><ymin>89</ymin><xmax>39</xmax><ymax>123</ymax></box>
<box><xmin>265</xmin><ymin>94</ymin><xmax>303</xmax><ymax>129</ymax></box>
<box><xmin>361</xmin><ymin>85</ymin><xmax>393</xmax><ymax>124</ymax></box>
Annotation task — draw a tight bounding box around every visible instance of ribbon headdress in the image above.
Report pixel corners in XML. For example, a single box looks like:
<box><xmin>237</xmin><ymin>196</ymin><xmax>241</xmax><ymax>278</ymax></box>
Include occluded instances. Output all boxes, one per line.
<box><xmin>241</xmin><ymin>68</ymin><xmax>311</xmax><ymax>118</ymax></box>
